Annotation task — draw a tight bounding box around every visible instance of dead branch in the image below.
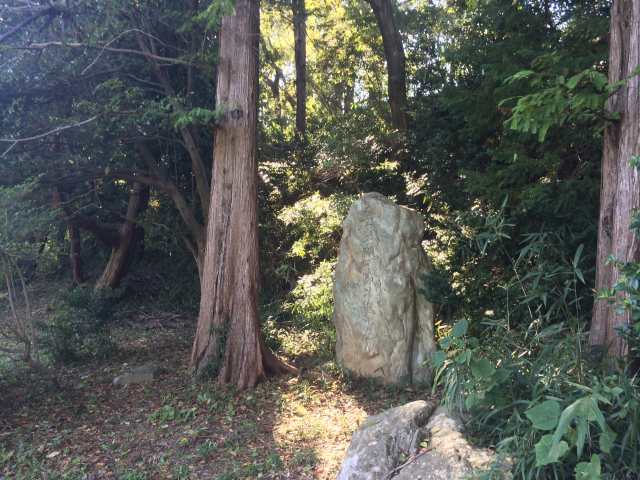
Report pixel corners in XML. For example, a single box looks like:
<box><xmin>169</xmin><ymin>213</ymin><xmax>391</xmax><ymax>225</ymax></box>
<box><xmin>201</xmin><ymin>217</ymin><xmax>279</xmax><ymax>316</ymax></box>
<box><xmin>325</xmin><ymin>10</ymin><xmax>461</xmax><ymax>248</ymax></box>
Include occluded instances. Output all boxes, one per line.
<box><xmin>14</xmin><ymin>41</ymin><xmax>199</xmax><ymax>68</ymax></box>
<box><xmin>0</xmin><ymin>5</ymin><xmax>58</xmax><ymax>45</ymax></box>
<box><xmin>0</xmin><ymin>115</ymin><xmax>99</xmax><ymax>157</ymax></box>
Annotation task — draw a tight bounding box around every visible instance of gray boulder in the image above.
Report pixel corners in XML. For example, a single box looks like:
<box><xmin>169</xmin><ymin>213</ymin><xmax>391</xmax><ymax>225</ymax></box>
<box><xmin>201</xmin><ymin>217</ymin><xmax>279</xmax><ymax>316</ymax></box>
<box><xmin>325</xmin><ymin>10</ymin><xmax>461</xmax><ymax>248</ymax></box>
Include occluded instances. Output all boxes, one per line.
<box><xmin>338</xmin><ymin>403</ymin><xmax>509</xmax><ymax>480</ymax></box>
<box><xmin>337</xmin><ymin>400</ymin><xmax>437</xmax><ymax>480</ymax></box>
<box><xmin>394</xmin><ymin>407</ymin><xmax>504</xmax><ymax>480</ymax></box>
<box><xmin>333</xmin><ymin>192</ymin><xmax>436</xmax><ymax>385</ymax></box>
<box><xmin>113</xmin><ymin>363</ymin><xmax>160</xmax><ymax>386</ymax></box>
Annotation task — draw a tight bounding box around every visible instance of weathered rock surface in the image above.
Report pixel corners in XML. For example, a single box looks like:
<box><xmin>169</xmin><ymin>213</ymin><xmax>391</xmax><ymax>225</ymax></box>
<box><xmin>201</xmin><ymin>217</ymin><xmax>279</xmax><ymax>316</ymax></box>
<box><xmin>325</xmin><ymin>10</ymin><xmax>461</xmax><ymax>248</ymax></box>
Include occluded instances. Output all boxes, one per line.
<box><xmin>394</xmin><ymin>407</ymin><xmax>504</xmax><ymax>480</ymax></box>
<box><xmin>338</xmin><ymin>403</ymin><xmax>508</xmax><ymax>480</ymax></box>
<box><xmin>333</xmin><ymin>192</ymin><xmax>436</xmax><ymax>385</ymax></box>
<box><xmin>113</xmin><ymin>363</ymin><xmax>160</xmax><ymax>386</ymax></box>
<box><xmin>337</xmin><ymin>400</ymin><xmax>437</xmax><ymax>480</ymax></box>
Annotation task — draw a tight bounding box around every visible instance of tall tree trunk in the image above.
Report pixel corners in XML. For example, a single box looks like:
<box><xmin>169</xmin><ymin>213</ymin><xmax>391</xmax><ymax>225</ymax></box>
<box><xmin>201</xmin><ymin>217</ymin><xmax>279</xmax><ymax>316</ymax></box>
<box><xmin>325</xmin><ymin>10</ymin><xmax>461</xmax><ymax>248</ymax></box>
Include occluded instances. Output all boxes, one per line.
<box><xmin>190</xmin><ymin>0</ymin><xmax>294</xmax><ymax>388</ymax></box>
<box><xmin>367</xmin><ymin>0</ymin><xmax>408</xmax><ymax>133</ymax></box>
<box><xmin>293</xmin><ymin>0</ymin><xmax>307</xmax><ymax>146</ymax></box>
<box><xmin>590</xmin><ymin>0</ymin><xmax>640</xmax><ymax>358</ymax></box>
<box><xmin>95</xmin><ymin>183</ymin><xmax>149</xmax><ymax>290</ymax></box>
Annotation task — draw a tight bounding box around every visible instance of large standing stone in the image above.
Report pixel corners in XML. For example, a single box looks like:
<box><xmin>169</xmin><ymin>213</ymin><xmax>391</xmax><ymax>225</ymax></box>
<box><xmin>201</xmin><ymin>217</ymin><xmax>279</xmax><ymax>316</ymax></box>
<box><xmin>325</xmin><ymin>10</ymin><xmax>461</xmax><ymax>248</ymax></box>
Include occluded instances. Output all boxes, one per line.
<box><xmin>333</xmin><ymin>192</ymin><xmax>436</xmax><ymax>385</ymax></box>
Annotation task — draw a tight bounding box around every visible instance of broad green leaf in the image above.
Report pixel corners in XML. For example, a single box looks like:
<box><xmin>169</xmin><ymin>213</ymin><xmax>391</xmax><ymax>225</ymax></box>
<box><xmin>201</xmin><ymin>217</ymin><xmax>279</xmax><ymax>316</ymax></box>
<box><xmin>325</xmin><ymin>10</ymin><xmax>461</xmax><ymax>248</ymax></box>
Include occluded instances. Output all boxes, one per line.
<box><xmin>573</xmin><ymin>244</ymin><xmax>584</xmax><ymax>269</ymax></box>
<box><xmin>535</xmin><ymin>434</ymin><xmax>569</xmax><ymax>466</ymax></box>
<box><xmin>525</xmin><ymin>400</ymin><xmax>561</xmax><ymax>431</ymax></box>
<box><xmin>566</xmin><ymin>72</ymin><xmax>585</xmax><ymax>90</ymax></box>
<box><xmin>432</xmin><ymin>351</ymin><xmax>446</xmax><ymax>369</ymax></box>
<box><xmin>576</xmin><ymin>417</ymin><xmax>588</xmax><ymax>458</ymax></box>
<box><xmin>590</xmin><ymin>71</ymin><xmax>608</xmax><ymax>90</ymax></box>
<box><xmin>470</xmin><ymin>358</ymin><xmax>495</xmax><ymax>379</ymax></box>
<box><xmin>455</xmin><ymin>350</ymin><xmax>471</xmax><ymax>365</ymax></box>
<box><xmin>599</xmin><ymin>427</ymin><xmax>616</xmax><ymax>453</ymax></box>
<box><xmin>465</xmin><ymin>392</ymin><xmax>480</xmax><ymax>409</ymax></box>
<box><xmin>552</xmin><ymin>397</ymin><xmax>590</xmax><ymax>444</ymax></box>
<box><xmin>505</xmin><ymin>69</ymin><xmax>536</xmax><ymax>84</ymax></box>
<box><xmin>451</xmin><ymin>319</ymin><xmax>468</xmax><ymax>338</ymax></box>
<box><xmin>575</xmin><ymin>455</ymin><xmax>602</xmax><ymax>480</ymax></box>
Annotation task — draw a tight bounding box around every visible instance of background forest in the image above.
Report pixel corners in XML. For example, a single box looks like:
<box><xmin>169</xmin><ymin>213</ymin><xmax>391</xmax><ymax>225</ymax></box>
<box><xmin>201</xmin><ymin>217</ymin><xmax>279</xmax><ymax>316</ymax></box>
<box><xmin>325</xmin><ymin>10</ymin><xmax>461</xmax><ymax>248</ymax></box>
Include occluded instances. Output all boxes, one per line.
<box><xmin>1</xmin><ymin>0</ymin><xmax>639</xmax><ymax>479</ymax></box>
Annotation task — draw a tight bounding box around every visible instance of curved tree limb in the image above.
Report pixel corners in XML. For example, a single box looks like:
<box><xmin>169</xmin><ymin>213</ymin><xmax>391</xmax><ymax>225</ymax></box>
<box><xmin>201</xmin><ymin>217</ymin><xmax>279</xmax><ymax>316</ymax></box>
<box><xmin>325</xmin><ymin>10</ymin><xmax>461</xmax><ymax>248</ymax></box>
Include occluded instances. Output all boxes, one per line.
<box><xmin>0</xmin><ymin>115</ymin><xmax>99</xmax><ymax>157</ymax></box>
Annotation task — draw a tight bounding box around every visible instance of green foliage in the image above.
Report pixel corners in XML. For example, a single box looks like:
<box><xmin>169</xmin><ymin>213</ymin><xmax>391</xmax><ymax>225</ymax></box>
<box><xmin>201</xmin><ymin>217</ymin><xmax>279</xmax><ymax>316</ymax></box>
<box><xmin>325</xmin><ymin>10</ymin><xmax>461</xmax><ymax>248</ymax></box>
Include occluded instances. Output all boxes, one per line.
<box><xmin>430</xmin><ymin>217</ymin><xmax>640</xmax><ymax>479</ymax></box>
<box><xmin>284</xmin><ymin>260</ymin><xmax>335</xmax><ymax>330</ymax></box>
<box><xmin>278</xmin><ymin>193</ymin><xmax>352</xmax><ymax>263</ymax></box>
<box><xmin>39</xmin><ymin>287</ymin><xmax>119</xmax><ymax>364</ymax></box>
<box><xmin>409</xmin><ymin>0</ymin><xmax>604</xmax><ymax>332</ymax></box>
<box><xmin>148</xmin><ymin>404</ymin><xmax>198</xmax><ymax>424</ymax></box>
<box><xmin>503</xmin><ymin>57</ymin><xmax>611</xmax><ymax>142</ymax></box>
<box><xmin>263</xmin><ymin>193</ymin><xmax>350</xmax><ymax>348</ymax></box>
<box><xmin>120</xmin><ymin>472</ymin><xmax>147</xmax><ymax>480</ymax></box>
<box><xmin>525</xmin><ymin>400</ymin><xmax>561</xmax><ymax>431</ymax></box>
<box><xmin>197</xmin><ymin>439</ymin><xmax>217</xmax><ymax>458</ymax></box>
<box><xmin>194</xmin><ymin>0</ymin><xmax>236</xmax><ymax>29</ymax></box>
<box><xmin>172</xmin><ymin>106</ymin><xmax>225</xmax><ymax>130</ymax></box>
<box><xmin>0</xmin><ymin>180</ymin><xmax>57</xmax><ymax>277</ymax></box>
<box><xmin>435</xmin><ymin>317</ymin><xmax>640</xmax><ymax>478</ymax></box>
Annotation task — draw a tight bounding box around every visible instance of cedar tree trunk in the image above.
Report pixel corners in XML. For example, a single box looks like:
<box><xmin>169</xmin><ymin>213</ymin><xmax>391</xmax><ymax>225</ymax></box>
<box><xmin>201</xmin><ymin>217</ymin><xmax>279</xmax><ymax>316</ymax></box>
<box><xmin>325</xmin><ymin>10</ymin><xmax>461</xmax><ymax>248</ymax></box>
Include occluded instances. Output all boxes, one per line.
<box><xmin>590</xmin><ymin>0</ymin><xmax>640</xmax><ymax>358</ymax></box>
<box><xmin>190</xmin><ymin>0</ymin><xmax>295</xmax><ymax>388</ymax></box>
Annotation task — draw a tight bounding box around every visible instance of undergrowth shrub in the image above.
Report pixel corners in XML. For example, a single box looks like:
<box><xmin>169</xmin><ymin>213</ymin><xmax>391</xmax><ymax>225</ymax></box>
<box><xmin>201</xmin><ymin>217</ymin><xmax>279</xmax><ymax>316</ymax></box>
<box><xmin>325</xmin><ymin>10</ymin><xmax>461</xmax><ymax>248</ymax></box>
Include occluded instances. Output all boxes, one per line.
<box><xmin>264</xmin><ymin>193</ymin><xmax>350</xmax><ymax>356</ymax></box>
<box><xmin>434</xmin><ymin>317</ymin><xmax>640</xmax><ymax>478</ymax></box>
<box><xmin>39</xmin><ymin>287</ymin><xmax>119</xmax><ymax>363</ymax></box>
<box><xmin>430</xmin><ymin>208</ymin><xmax>640</xmax><ymax>479</ymax></box>
<box><xmin>285</xmin><ymin>260</ymin><xmax>335</xmax><ymax>331</ymax></box>
<box><xmin>277</xmin><ymin>192</ymin><xmax>352</xmax><ymax>273</ymax></box>
<box><xmin>264</xmin><ymin>261</ymin><xmax>336</xmax><ymax>358</ymax></box>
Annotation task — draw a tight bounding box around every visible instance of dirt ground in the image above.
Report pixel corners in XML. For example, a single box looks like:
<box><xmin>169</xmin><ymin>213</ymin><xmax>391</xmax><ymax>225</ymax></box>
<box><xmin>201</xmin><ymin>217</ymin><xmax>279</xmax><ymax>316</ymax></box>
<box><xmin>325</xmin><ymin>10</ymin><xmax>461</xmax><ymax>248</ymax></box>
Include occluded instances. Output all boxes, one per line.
<box><xmin>0</xmin><ymin>314</ymin><xmax>432</xmax><ymax>479</ymax></box>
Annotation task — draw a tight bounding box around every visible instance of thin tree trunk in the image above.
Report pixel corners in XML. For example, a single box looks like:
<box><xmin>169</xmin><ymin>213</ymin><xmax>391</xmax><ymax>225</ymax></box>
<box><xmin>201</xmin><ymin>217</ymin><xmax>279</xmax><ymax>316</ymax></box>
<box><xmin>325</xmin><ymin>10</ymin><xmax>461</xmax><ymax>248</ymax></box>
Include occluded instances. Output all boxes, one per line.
<box><xmin>367</xmin><ymin>0</ymin><xmax>408</xmax><ymax>133</ymax></box>
<box><xmin>590</xmin><ymin>0</ymin><xmax>640</xmax><ymax>358</ymax></box>
<box><xmin>52</xmin><ymin>188</ymin><xmax>84</xmax><ymax>284</ymax></box>
<box><xmin>293</xmin><ymin>0</ymin><xmax>307</xmax><ymax>146</ymax></box>
<box><xmin>344</xmin><ymin>82</ymin><xmax>354</xmax><ymax>114</ymax></box>
<box><xmin>95</xmin><ymin>183</ymin><xmax>149</xmax><ymax>290</ymax></box>
<box><xmin>190</xmin><ymin>0</ymin><xmax>295</xmax><ymax>388</ymax></box>
<box><xmin>68</xmin><ymin>223</ymin><xmax>83</xmax><ymax>285</ymax></box>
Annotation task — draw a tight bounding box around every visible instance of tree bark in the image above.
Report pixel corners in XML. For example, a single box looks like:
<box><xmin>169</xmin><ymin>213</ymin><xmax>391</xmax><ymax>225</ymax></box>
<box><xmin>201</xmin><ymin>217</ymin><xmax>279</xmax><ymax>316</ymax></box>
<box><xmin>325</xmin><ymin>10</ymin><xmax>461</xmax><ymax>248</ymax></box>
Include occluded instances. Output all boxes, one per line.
<box><xmin>68</xmin><ymin>223</ymin><xmax>83</xmax><ymax>285</ymax></box>
<box><xmin>95</xmin><ymin>183</ymin><xmax>149</xmax><ymax>290</ymax></box>
<box><xmin>367</xmin><ymin>0</ymin><xmax>408</xmax><ymax>133</ymax></box>
<box><xmin>190</xmin><ymin>0</ymin><xmax>295</xmax><ymax>389</ymax></box>
<box><xmin>590</xmin><ymin>0</ymin><xmax>640</xmax><ymax>358</ymax></box>
<box><xmin>293</xmin><ymin>0</ymin><xmax>307</xmax><ymax>145</ymax></box>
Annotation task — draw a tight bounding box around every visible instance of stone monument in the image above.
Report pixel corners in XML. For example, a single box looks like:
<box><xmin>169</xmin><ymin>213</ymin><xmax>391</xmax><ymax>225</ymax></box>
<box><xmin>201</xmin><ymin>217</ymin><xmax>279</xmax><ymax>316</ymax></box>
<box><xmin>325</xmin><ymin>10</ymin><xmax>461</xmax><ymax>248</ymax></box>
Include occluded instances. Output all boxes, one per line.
<box><xmin>333</xmin><ymin>192</ymin><xmax>436</xmax><ymax>385</ymax></box>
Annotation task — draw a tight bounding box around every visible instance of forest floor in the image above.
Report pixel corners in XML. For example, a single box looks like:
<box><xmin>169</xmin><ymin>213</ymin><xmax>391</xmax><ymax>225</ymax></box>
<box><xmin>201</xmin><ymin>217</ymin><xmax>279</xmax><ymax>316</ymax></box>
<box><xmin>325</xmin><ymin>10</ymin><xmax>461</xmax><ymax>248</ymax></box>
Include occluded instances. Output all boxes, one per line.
<box><xmin>0</xmin><ymin>306</ymin><xmax>431</xmax><ymax>479</ymax></box>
